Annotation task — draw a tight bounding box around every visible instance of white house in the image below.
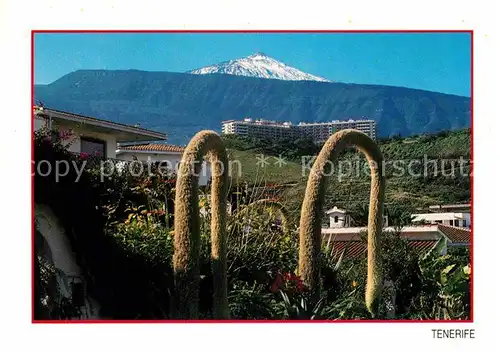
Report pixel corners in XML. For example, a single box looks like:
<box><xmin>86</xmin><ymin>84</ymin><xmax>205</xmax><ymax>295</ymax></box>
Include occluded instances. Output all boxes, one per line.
<box><xmin>115</xmin><ymin>143</ymin><xmax>212</xmax><ymax>186</ymax></box>
<box><xmin>33</xmin><ymin>106</ymin><xmax>211</xmax><ymax>184</ymax></box>
<box><xmin>411</xmin><ymin>212</ymin><xmax>470</xmax><ymax>228</ymax></box>
<box><xmin>34</xmin><ymin>106</ymin><xmax>167</xmax><ymax>159</ymax></box>
<box><xmin>325</xmin><ymin>206</ymin><xmax>352</xmax><ymax>228</ymax></box>
<box><xmin>324</xmin><ymin>206</ymin><xmax>388</xmax><ymax>228</ymax></box>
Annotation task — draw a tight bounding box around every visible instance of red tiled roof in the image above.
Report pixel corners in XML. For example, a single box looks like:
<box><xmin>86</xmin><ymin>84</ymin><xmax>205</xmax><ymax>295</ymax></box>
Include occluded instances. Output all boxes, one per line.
<box><xmin>329</xmin><ymin>240</ymin><xmax>439</xmax><ymax>259</ymax></box>
<box><xmin>437</xmin><ymin>224</ymin><xmax>471</xmax><ymax>243</ymax></box>
<box><xmin>409</xmin><ymin>240</ymin><xmax>441</xmax><ymax>254</ymax></box>
<box><xmin>118</xmin><ymin>144</ymin><xmax>185</xmax><ymax>153</ymax></box>
<box><xmin>330</xmin><ymin>241</ymin><xmax>366</xmax><ymax>259</ymax></box>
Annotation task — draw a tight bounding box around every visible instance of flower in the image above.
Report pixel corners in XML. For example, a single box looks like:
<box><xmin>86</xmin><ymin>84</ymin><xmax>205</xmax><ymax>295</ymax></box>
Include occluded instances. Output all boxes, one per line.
<box><xmin>352</xmin><ymin>280</ymin><xmax>358</xmax><ymax>287</ymax></box>
<box><xmin>463</xmin><ymin>265</ymin><xmax>471</xmax><ymax>275</ymax></box>
<box><xmin>279</xmin><ymin>272</ymin><xmax>305</xmax><ymax>293</ymax></box>
<box><xmin>80</xmin><ymin>152</ymin><xmax>89</xmax><ymax>159</ymax></box>
<box><xmin>296</xmin><ymin>280</ymin><xmax>304</xmax><ymax>292</ymax></box>
<box><xmin>270</xmin><ymin>273</ymin><xmax>284</xmax><ymax>293</ymax></box>
<box><xmin>59</xmin><ymin>129</ymin><xmax>74</xmax><ymax>141</ymax></box>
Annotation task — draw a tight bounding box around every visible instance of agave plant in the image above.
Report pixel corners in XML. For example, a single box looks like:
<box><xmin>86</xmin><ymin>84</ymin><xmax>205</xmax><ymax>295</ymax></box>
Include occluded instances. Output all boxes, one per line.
<box><xmin>279</xmin><ymin>290</ymin><xmax>326</xmax><ymax>320</ymax></box>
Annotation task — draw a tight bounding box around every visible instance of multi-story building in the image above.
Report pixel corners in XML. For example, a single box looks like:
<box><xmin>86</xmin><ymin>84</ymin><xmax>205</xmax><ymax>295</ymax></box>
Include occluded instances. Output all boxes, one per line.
<box><xmin>222</xmin><ymin>118</ymin><xmax>299</xmax><ymax>140</ymax></box>
<box><xmin>297</xmin><ymin>119</ymin><xmax>376</xmax><ymax>142</ymax></box>
<box><xmin>221</xmin><ymin>117</ymin><xmax>376</xmax><ymax>142</ymax></box>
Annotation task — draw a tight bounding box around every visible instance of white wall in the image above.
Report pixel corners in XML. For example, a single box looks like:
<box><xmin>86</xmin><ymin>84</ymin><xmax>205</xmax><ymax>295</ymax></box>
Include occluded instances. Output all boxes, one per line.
<box><xmin>56</xmin><ymin>121</ymin><xmax>118</xmax><ymax>159</ymax></box>
<box><xmin>35</xmin><ymin>204</ymin><xmax>101</xmax><ymax>319</ymax></box>
<box><xmin>116</xmin><ymin>151</ymin><xmax>211</xmax><ymax>186</ymax></box>
<box><xmin>412</xmin><ymin>212</ymin><xmax>471</xmax><ymax>227</ymax></box>
<box><xmin>35</xmin><ymin>118</ymin><xmax>118</xmax><ymax>158</ymax></box>
<box><xmin>34</xmin><ymin>116</ymin><xmax>46</xmax><ymax>131</ymax></box>
<box><xmin>328</xmin><ymin>211</ymin><xmax>346</xmax><ymax>228</ymax></box>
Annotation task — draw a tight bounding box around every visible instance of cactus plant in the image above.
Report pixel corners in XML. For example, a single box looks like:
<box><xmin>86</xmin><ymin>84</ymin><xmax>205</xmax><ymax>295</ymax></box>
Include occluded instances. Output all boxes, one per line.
<box><xmin>298</xmin><ymin>129</ymin><xmax>386</xmax><ymax>317</ymax></box>
<box><xmin>172</xmin><ymin>130</ymin><xmax>229</xmax><ymax>319</ymax></box>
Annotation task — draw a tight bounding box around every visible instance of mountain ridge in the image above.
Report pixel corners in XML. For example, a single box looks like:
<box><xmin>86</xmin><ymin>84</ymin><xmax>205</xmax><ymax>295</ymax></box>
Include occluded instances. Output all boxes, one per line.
<box><xmin>34</xmin><ymin>69</ymin><xmax>471</xmax><ymax>145</ymax></box>
<box><xmin>41</xmin><ymin>68</ymin><xmax>469</xmax><ymax>98</ymax></box>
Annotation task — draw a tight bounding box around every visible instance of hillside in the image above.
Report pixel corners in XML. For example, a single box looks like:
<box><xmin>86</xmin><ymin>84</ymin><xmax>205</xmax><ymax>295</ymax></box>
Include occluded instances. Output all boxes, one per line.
<box><xmin>225</xmin><ymin>129</ymin><xmax>471</xmax><ymax>215</ymax></box>
<box><xmin>34</xmin><ymin>69</ymin><xmax>471</xmax><ymax>145</ymax></box>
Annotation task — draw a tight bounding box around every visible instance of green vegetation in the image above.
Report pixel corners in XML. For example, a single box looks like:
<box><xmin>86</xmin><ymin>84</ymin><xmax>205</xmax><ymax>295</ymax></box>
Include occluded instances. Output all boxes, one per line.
<box><xmin>224</xmin><ymin>128</ymin><xmax>471</xmax><ymax>214</ymax></box>
<box><xmin>34</xmin><ymin>127</ymin><xmax>471</xmax><ymax>320</ymax></box>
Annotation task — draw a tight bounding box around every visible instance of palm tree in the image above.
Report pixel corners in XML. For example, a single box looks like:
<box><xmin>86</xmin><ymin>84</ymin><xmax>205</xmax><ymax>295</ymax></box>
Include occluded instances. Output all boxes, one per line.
<box><xmin>347</xmin><ymin>203</ymin><xmax>370</xmax><ymax>227</ymax></box>
<box><xmin>385</xmin><ymin>205</ymin><xmax>416</xmax><ymax>231</ymax></box>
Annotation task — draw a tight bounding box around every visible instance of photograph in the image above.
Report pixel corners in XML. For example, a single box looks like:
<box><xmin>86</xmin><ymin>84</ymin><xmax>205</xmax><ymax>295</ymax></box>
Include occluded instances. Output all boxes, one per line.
<box><xmin>32</xmin><ymin>31</ymin><xmax>472</xmax><ymax>321</ymax></box>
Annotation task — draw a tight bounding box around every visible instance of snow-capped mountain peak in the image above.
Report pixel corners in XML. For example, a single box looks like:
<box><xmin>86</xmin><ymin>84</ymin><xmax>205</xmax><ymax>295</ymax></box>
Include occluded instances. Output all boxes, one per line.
<box><xmin>187</xmin><ymin>52</ymin><xmax>331</xmax><ymax>82</ymax></box>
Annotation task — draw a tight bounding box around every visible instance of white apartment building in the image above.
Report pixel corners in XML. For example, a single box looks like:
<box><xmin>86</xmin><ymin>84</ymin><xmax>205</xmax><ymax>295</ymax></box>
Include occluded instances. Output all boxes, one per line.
<box><xmin>221</xmin><ymin>117</ymin><xmax>376</xmax><ymax>142</ymax></box>
<box><xmin>297</xmin><ymin>119</ymin><xmax>376</xmax><ymax>141</ymax></box>
<box><xmin>222</xmin><ymin>118</ymin><xmax>299</xmax><ymax>140</ymax></box>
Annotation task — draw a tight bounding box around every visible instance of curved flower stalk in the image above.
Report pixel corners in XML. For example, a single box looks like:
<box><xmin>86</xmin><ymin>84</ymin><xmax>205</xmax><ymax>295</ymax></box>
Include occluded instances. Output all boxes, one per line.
<box><xmin>173</xmin><ymin>130</ymin><xmax>229</xmax><ymax>319</ymax></box>
<box><xmin>298</xmin><ymin>129</ymin><xmax>386</xmax><ymax>317</ymax></box>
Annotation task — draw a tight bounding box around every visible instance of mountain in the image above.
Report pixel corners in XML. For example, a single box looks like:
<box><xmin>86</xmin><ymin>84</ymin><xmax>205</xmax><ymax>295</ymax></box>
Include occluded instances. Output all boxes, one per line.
<box><xmin>188</xmin><ymin>52</ymin><xmax>330</xmax><ymax>82</ymax></box>
<box><xmin>34</xmin><ymin>69</ymin><xmax>471</xmax><ymax>145</ymax></box>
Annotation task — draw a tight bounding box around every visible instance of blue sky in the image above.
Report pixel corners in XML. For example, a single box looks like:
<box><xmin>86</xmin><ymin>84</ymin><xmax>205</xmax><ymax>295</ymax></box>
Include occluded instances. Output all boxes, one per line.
<box><xmin>34</xmin><ymin>32</ymin><xmax>471</xmax><ymax>97</ymax></box>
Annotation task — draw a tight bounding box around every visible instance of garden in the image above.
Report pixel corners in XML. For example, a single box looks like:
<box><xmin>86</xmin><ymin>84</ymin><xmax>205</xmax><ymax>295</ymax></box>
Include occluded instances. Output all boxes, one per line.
<box><xmin>33</xmin><ymin>128</ymin><xmax>471</xmax><ymax>320</ymax></box>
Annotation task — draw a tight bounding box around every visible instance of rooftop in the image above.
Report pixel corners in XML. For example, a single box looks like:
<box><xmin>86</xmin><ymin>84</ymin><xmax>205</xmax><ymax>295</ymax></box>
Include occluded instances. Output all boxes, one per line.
<box><xmin>322</xmin><ymin>224</ymin><xmax>471</xmax><ymax>244</ymax></box>
<box><xmin>116</xmin><ymin>143</ymin><xmax>185</xmax><ymax>154</ymax></box>
<box><xmin>325</xmin><ymin>206</ymin><xmax>346</xmax><ymax>214</ymax></box>
<box><xmin>298</xmin><ymin>119</ymin><xmax>375</xmax><ymax>126</ymax></box>
<box><xmin>222</xmin><ymin>117</ymin><xmax>376</xmax><ymax>128</ymax></box>
<box><xmin>328</xmin><ymin>240</ymin><xmax>439</xmax><ymax>259</ymax></box>
<box><xmin>34</xmin><ymin>106</ymin><xmax>168</xmax><ymax>142</ymax></box>
<box><xmin>437</xmin><ymin>224</ymin><xmax>471</xmax><ymax>243</ymax></box>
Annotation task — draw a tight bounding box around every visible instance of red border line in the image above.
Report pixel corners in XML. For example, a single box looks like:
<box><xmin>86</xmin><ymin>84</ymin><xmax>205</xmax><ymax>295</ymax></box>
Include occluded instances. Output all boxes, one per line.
<box><xmin>32</xmin><ymin>30</ymin><xmax>473</xmax><ymax>33</ymax></box>
<box><xmin>469</xmin><ymin>30</ymin><xmax>474</xmax><ymax>322</ymax></box>
<box><xmin>31</xmin><ymin>30</ymin><xmax>474</xmax><ymax>323</ymax></box>
<box><xmin>33</xmin><ymin>319</ymin><xmax>471</xmax><ymax>324</ymax></box>
<box><xmin>31</xmin><ymin>29</ymin><xmax>36</xmax><ymax>324</ymax></box>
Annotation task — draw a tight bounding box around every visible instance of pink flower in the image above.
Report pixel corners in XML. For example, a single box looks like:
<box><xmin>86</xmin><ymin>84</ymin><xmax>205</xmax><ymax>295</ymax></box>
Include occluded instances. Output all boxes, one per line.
<box><xmin>80</xmin><ymin>152</ymin><xmax>89</xmax><ymax>159</ymax></box>
<box><xmin>58</xmin><ymin>129</ymin><xmax>74</xmax><ymax>141</ymax></box>
<box><xmin>270</xmin><ymin>273</ymin><xmax>284</xmax><ymax>293</ymax></box>
<box><xmin>296</xmin><ymin>281</ymin><xmax>304</xmax><ymax>292</ymax></box>
<box><xmin>281</xmin><ymin>272</ymin><xmax>305</xmax><ymax>292</ymax></box>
